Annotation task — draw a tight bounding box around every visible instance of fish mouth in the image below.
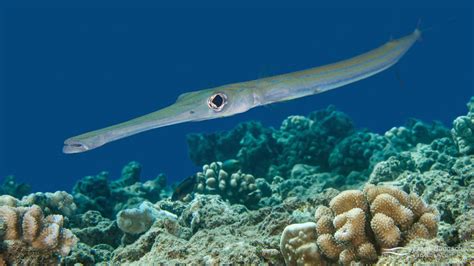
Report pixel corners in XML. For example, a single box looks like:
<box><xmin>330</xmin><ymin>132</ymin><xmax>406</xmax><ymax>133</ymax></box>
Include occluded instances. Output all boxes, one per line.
<box><xmin>63</xmin><ymin>139</ymin><xmax>90</xmax><ymax>154</ymax></box>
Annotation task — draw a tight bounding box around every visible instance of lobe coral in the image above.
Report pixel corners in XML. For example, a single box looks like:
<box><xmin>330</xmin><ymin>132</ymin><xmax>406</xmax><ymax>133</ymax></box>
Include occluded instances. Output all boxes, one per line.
<box><xmin>0</xmin><ymin>205</ymin><xmax>78</xmax><ymax>264</ymax></box>
<box><xmin>280</xmin><ymin>185</ymin><xmax>438</xmax><ymax>265</ymax></box>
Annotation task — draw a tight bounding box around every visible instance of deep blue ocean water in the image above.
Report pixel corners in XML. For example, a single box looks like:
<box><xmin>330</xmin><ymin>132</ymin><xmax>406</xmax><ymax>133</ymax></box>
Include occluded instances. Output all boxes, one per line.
<box><xmin>0</xmin><ymin>2</ymin><xmax>472</xmax><ymax>192</ymax></box>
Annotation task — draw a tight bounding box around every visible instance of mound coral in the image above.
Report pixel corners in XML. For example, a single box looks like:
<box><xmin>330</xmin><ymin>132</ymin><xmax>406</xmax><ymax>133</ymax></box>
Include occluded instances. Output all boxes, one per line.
<box><xmin>0</xmin><ymin>205</ymin><xmax>78</xmax><ymax>264</ymax></box>
<box><xmin>21</xmin><ymin>191</ymin><xmax>77</xmax><ymax>217</ymax></box>
<box><xmin>280</xmin><ymin>185</ymin><xmax>438</xmax><ymax>265</ymax></box>
<box><xmin>117</xmin><ymin>201</ymin><xmax>177</xmax><ymax>235</ymax></box>
<box><xmin>191</xmin><ymin>161</ymin><xmax>271</xmax><ymax>207</ymax></box>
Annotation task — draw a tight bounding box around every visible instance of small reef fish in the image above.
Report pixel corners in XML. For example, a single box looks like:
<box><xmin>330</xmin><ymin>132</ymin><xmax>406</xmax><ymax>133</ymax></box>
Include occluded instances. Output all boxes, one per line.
<box><xmin>171</xmin><ymin>174</ymin><xmax>197</xmax><ymax>201</ymax></box>
<box><xmin>64</xmin><ymin>28</ymin><xmax>421</xmax><ymax>154</ymax></box>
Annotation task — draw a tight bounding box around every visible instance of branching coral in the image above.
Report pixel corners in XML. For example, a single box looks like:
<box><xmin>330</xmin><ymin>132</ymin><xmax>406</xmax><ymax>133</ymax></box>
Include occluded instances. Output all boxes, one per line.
<box><xmin>0</xmin><ymin>205</ymin><xmax>78</xmax><ymax>264</ymax></box>
<box><xmin>280</xmin><ymin>185</ymin><xmax>438</xmax><ymax>265</ymax></box>
<box><xmin>192</xmin><ymin>161</ymin><xmax>271</xmax><ymax>207</ymax></box>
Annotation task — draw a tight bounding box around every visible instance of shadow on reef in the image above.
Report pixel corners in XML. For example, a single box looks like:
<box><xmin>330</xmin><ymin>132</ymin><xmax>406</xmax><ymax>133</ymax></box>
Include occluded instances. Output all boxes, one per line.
<box><xmin>0</xmin><ymin>97</ymin><xmax>473</xmax><ymax>265</ymax></box>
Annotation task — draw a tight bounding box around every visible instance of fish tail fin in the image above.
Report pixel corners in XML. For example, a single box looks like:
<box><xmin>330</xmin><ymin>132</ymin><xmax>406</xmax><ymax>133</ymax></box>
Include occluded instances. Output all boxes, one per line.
<box><xmin>415</xmin><ymin>17</ymin><xmax>457</xmax><ymax>41</ymax></box>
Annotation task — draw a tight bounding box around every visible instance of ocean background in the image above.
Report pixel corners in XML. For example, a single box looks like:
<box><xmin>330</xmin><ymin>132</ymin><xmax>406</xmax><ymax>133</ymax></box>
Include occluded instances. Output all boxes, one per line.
<box><xmin>0</xmin><ymin>2</ymin><xmax>472</xmax><ymax>192</ymax></box>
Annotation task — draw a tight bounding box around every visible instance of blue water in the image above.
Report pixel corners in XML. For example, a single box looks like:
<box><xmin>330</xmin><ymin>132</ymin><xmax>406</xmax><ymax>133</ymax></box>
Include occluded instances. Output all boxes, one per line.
<box><xmin>0</xmin><ymin>3</ymin><xmax>472</xmax><ymax>192</ymax></box>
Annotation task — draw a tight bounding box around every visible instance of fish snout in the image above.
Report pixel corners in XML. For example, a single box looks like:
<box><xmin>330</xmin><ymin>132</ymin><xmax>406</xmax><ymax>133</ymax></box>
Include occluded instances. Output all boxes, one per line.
<box><xmin>63</xmin><ymin>139</ymin><xmax>90</xmax><ymax>154</ymax></box>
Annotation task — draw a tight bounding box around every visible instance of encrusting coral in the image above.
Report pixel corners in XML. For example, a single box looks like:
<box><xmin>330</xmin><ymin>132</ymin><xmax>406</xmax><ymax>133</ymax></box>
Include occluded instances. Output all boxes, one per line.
<box><xmin>0</xmin><ymin>205</ymin><xmax>78</xmax><ymax>264</ymax></box>
<box><xmin>116</xmin><ymin>201</ymin><xmax>177</xmax><ymax>235</ymax></box>
<box><xmin>280</xmin><ymin>185</ymin><xmax>438</xmax><ymax>265</ymax></box>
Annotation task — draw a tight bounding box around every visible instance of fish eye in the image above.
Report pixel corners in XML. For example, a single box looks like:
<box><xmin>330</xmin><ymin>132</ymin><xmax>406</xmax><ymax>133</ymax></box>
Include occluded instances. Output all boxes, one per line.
<box><xmin>207</xmin><ymin>92</ymin><xmax>227</xmax><ymax>112</ymax></box>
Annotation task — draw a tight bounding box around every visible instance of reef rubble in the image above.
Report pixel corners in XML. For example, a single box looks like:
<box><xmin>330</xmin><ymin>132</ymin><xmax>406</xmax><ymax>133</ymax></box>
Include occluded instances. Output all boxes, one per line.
<box><xmin>0</xmin><ymin>97</ymin><xmax>473</xmax><ymax>265</ymax></box>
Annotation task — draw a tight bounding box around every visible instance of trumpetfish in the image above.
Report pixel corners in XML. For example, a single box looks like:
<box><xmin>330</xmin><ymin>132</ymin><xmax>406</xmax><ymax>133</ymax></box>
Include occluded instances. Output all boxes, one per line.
<box><xmin>63</xmin><ymin>28</ymin><xmax>421</xmax><ymax>154</ymax></box>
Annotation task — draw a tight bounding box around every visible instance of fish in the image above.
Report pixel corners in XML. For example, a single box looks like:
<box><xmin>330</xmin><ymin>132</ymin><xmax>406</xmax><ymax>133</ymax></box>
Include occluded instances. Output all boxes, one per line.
<box><xmin>171</xmin><ymin>174</ymin><xmax>197</xmax><ymax>201</ymax></box>
<box><xmin>63</xmin><ymin>27</ymin><xmax>421</xmax><ymax>154</ymax></box>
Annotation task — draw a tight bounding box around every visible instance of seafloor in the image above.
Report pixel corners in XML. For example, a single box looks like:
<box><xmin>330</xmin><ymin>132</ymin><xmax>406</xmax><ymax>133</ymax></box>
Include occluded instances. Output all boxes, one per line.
<box><xmin>0</xmin><ymin>97</ymin><xmax>473</xmax><ymax>265</ymax></box>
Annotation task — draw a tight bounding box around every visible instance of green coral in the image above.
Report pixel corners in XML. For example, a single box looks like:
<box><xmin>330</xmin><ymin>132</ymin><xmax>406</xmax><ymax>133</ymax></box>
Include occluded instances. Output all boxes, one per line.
<box><xmin>0</xmin><ymin>176</ymin><xmax>31</xmax><ymax>198</ymax></box>
<box><xmin>451</xmin><ymin>96</ymin><xmax>474</xmax><ymax>155</ymax></box>
<box><xmin>72</xmin><ymin>161</ymin><xmax>167</xmax><ymax>218</ymax></box>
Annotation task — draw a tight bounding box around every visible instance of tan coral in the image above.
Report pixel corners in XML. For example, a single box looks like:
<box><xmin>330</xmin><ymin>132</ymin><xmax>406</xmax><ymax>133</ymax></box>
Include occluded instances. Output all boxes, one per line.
<box><xmin>280</xmin><ymin>185</ymin><xmax>439</xmax><ymax>265</ymax></box>
<box><xmin>339</xmin><ymin>248</ymin><xmax>357</xmax><ymax>265</ymax></box>
<box><xmin>314</xmin><ymin>205</ymin><xmax>332</xmax><ymax>221</ymax></box>
<box><xmin>370</xmin><ymin>213</ymin><xmax>401</xmax><ymax>248</ymax></box>
<box><xmin>417</xmin><ymin>212</ymin><xmax>438</xmax><ymax>237</ymax></box>
<box><xmin>333</xmin><ymin>208</ymin><xmax>367</xmax><ymax>246</ymax></box>
<box><xmin>316</xmin><ymin>233</ymin><xmax>342</xmax><ymax>261</ymax></box>
<box><xmin>364</xmin><ymin>184</ymin><xmax>409</xmax><ymax>206</ymax></box>
<box><xmin>315</xmin><ymin>215</ymin><xmax>334</xmax><ymax>236</ymax></box>
<box><xmin>329</xmin><ymin>190</ymin><xmax>367</xmax><ymax>215</ymax></box>
<box><xmin>280</xmin><ymin>222</ymin><xmax>323</xmax><ymax>265</ymax></box>
<box><xmin>0</xmin><ymin>205</ymin><xmax>78</xmax><ymax>264</ymax></box>
<box><xmin>0</xmin><ymin>195</ymin><xmax>19</xmax><ymax>207</ymax></box>
<box><xmin>0</xmin><ymin>206</ymin><xmax>20</xmax><ymax>240</ymax></box>
<box><xmin>357</xmin><ymin>242</ymin><xmax>378</xmax><ymax>262</ymax></box>
<box><xmin>370</xmin><ymin>193</ymin><xmax>414</xmax><ymax>230</ymax></box>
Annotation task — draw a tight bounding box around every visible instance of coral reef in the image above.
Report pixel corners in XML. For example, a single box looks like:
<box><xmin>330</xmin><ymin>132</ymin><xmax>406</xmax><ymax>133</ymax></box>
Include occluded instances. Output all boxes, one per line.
<box><xmin>21</xmin><ymin>191</ymin><xmax>77</xmax><ymax>217</ymax></box>
<box><xmin>187</xmin><ymin>121</ymin><xmax>278</xmax><ymax>178</ymax></box>
<box><xmin>452</xmin><ymin>96</ymin><xmax>474</xmax><ymax>155</ymax></box>
<box><xmin>280</xmin><ymin>185</ymin><xmax>438</xmax><ymax>265</ymax></box>
<box><xmin>0</xmin><ymin>175</ymin><xmax>31</xmax><ymax>198</ymax></box>
<box><xmin>117</xmin><ymin>201</ymin><xmax>177</xmax><ymax>235</ymax></box>
<box><xmin>378</xmin><ymin>238</ymin><xmax>474</xmax><ymax>265</ymax></box>
<box><xmin>2</xmin><ymin>97</ymin><xmax>473</xmax><ymax>265</ymax></box>
<box><xmin>72</xmin><ymin>161</ymin><xmax>167</xmax><ymax>218</ymax></box>
<box><xmin>189</xmin><ymin>161</ymin><xmax>271</xmax><ymax>208</ymax></box>
<box><xmin>0</xmin><ymin>205</ymin><xmax>78</xmax><ymax>264</ymax></box>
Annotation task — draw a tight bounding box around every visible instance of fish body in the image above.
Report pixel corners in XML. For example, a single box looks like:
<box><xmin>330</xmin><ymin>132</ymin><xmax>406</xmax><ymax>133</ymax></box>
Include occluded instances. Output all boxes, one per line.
<box><xmin>64</xmin><ymin>28</ymin><xmax>421</xmax><ymax>154</ymax></box>
<box><xmin>171</xmin><ymin>174</ymin><xmax>197</xmax><ymax>201</ymax></box>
